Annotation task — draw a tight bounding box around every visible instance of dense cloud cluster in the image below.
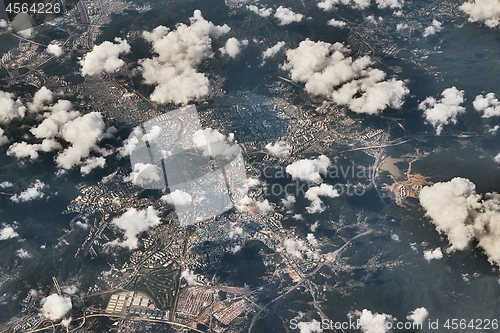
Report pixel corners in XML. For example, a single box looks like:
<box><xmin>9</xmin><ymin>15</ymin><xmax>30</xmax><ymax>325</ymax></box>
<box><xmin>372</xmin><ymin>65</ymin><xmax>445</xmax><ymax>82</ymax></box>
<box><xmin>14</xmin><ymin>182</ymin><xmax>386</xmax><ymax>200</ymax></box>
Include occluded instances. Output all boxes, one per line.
<box><xmin>283</xmin><ymin>39</ymin><xmax>409</xmax><ymax>114</ymax></box>
<box><xmin>460</xmin><ymin>0</ymin><xmax>500</xmax><ymax>28</ymax></box>
<box><xmin>139</xmin><ymin>10</ymin><xmax>230</xmax><ymax>104</ymax></box>
<box><xmin>318</xmin><ymin>0</ymin><xmax>403</xmax><ymax>11</ymax></box>
<box><xmin>419</xmin><ymin>177</ymin><xmax>500</xmax><ymax>266</ymax></box>
<box><xmin>4</xmin><ymin>87</ymin><xmax>109</xmax><ymax>174</ymax></box>
<box><xmin>106</xmin><ymin>206</ymin><xmax>160</xmax><ymax>250</ymax></box>
<box><xmin>80</xmin><ymin>38</ymin><xmax>131</xmax><ymax>76</ymax></box>
<box><xmin>418</xmin><ymin>87</ymin><xmax>465</xmax><ymax>135</ymax></box>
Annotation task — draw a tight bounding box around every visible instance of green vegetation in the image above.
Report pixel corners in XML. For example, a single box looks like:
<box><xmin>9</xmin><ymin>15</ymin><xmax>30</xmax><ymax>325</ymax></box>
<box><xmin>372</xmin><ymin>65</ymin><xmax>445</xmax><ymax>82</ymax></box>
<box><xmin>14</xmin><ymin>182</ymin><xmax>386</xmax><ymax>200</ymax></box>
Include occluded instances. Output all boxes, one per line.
<box><xmin>132</xmin><ymin>265</ymin><xmax>180</xmax><ymax>310</ymax></box>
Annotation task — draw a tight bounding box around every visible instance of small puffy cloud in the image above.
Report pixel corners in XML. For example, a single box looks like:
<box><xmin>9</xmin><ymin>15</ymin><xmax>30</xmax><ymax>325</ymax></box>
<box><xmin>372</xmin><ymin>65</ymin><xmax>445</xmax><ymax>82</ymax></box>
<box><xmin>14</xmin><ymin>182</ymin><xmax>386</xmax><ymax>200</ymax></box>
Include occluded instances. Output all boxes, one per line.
<box><xmin>407</xmin><ymin>307</ymin><xmax>429</xmax><ymax>325</ymax></box>
<box><xmin>0</xmin><ymin>181</ymin><xmax>13</xmax><ymax>188</ymax></box>
<box><xmin>286</xmin><ymin>155</ymin><xmax>330</xmax><ymax>183</ymax></box>
<box><xmin>246</xmin><ymin>5</ymin><xmax>272</xmax><ymax>17</ymax></box>
<box><xmin>0</xmin><ymin>19</ymin><xmax>8</xmax><ymax>28</ymax></box>
<box><xmin>460</xmin><ymin>0</ymin><xmax>500</xmax><ymax>28</ymax></box>
<box><xmin>423</xmin><ymin>247</ymin><xmax>443</xmax><ymax>261</ymax></box>
<box><xmin>47</xmin><ymin>43</ymin><xmax>64</xmax><ymax>57</ymax></box>
<box><xmin>350</xmin><ymin>309</ymin><xmax>395</xmax><ymax>333</ymax></box>
<box><xmin>220</xmin><ymin>37</ymin><xmax>248</xmax><ymax>58</ymax></box>
<box><xmin>274</xmin><ymin>6</ymin><xmax>304</xmax><ymax>25</ymax></box>
<box><xmin>141</xmin><ymin>125</ymin><xmax>161</xmax><ymax>143</ymax></box>
<box><xmin>62</xmin><ymin>285</ymin><xmax>78</xmax><ymax>295</ymax></box>
<box><xmin>284</xmin><ymin>238</ymin><xmax>307</xmax><ymax>258</ymax></box>
<box><xmin>327</xmin><ymin>19</ymin><xmax>347</xmax><ymax>27</ymax></box>
<box><xmin>265</xmin><ymin>141</ymin><xmax>290</xmax><ymax>157</ymax></box>
<box><xmin>262</xmin><ymin>41</ymin><xmax>286</xmax><ymax>59</ymax></box>
<box><xmin>246</xmin><ymin>178</ymin><xmax>260</xmax><ymax>188</ymax></box>
<box><xmin>473</xmin><ymin>92</ymin><xmax>500</xmax><ymax>118</ymax></box>
<box><xmin>118</xmin><ymin>126</ymin><xmax>142</xmax><ymax>157</ymax></box>
<box><xmin>56</xmin><ymin>112</ymin><xmax>106</xmax><ymax>169</ymax></box>
<box><xmin>192</xmin><ymin>128</ymin><xmax>240</xmax><ymax>159</ymax></box>
<box><xmin>396</xmin><ymin>23</ymin><xmax>409</xmax><ymax>33</ymax></box>
<box><xmin>181</xmin><ymin>269</ymin><xmax>198</xmax><ymax>285</ymax></box>
<box><xmin>28</xmin><ymin>86</ymin><xmax>54</xmax><ymax>113</ymax></box>
<box><xmin>281</xmin><ymin>195</ymin><xmax>296</xmax><ymax>209</ymax></box>
<box><xmin>0</xmin><ymin>90</ymin><xmax>26</xmax><ymax>124</ymax></box>
<box><xmin>16</xmin><ymin>248</ymin><xmax>32</xmax><ymax>258</ymax></box>
<box><xmin>297</xmin><ymin>320</ymin><xmax>323</xmax><ymax>333</ymax></box>
<box><xmin>495</xmin><ymin>153</ymin><xmax>500</xmax><ymax>163</ymax></box>
<box><xmin>161</xmin><ymin>189</ymin><xmax>192</xmax><ymax>206</ymax></box>
<box><xmin>125</xmin><ymin>163</ymin><xmax>161</xmax><ymax>186</ymax></box>
<box><xmin>418</xmin><ymin>87</ymin><xmax>465</xmax><ymax>135</ymax></box>
<box><xmin>40</xmin><ymin>294</ymin><xmax>72</xmax><ymax>321</ymax></box>
<box><xmin>305</xmin><ymin>184</ymin><xmax>340</xmax><ymax>214</ymax></box>
<box><xmin>255</xmin><ymin>199</ymin><xmax>273</xmax><ymax>213</ymax></box>
<box><xmin>423</xmin><ymin>20</ymin><xmax>442</xmax><ymax>37</ymax></box>
<box><xmin>139</xmin><ymin>10</ymin><xmax>230</xmax><ymax>104</ymax></box>
<box><xmin>307</xmin><ymin>233</ymin><xmax>319</xmax><ymax>247</ymax></box>
<box><xmin>80</xmin><ymin>38</ymin><xmax>130</xmax><ymax>76</ymax></box>
<box><xmin>0</xmin><ymin>224</ymin><xmax>19</xmax><ymax>240</ymax></box>
<box><xmin>375</xmin><ymin>0</ymin><xmax>404</xmax><ymax>9</ymax></box>
<box><xmin>231</xmin><ymin>245</ymin><xmax>241</xmax><ymax>253</ymax></box>
<box><xmin>0</xmin><ymin>128</ymin><xmax>9</xmax><ymax>146</ymax></box>
<box><xmin>80</xmin><ymin>156</ymin><xmax>106</xmax><ymax>175</ymax></box>
<box><xmin>75</xmin><ymin>221</ymin><xmax>89</xmax><ymax>229</ymax></box>
<box><xmin>7</xmin><ymin>142</ymin><xmax>40</xmax><ymax>160</ymax></box>
<box><xmin>419</xmin><ymin>177</ymin><xmax>500</xmax><ymax>266</ymax></box>
<box><xmin>10</xmin><ymin>180</ymin><xmax>46</xmax><ymax>203</ymax></box>
<box><xmin>106</xmin><ymin>206</ymin><xmax>160</xmax><ymax>250</ymax></box>
<box><xmin>283</xmin><ymin>39</ymin><xmax>409</xmax><ymax>114</ymax></box>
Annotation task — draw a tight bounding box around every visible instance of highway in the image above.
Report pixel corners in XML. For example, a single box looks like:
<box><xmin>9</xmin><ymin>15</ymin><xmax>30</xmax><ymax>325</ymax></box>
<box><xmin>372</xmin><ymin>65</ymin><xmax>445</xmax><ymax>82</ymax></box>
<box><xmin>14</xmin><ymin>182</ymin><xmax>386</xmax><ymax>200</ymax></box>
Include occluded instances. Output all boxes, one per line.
<box><xmin>248</xmin><ymin>230</ymin><xmax>372</xmax><ymax>333</ymax></box>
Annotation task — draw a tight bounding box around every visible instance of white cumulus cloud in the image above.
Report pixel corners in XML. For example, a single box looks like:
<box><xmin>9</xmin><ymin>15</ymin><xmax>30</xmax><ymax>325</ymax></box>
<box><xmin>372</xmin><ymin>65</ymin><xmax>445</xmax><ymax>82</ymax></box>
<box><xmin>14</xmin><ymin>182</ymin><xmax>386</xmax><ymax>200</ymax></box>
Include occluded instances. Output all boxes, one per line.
<box><xmin>350</xmin><ymin>309</ymin><xmax>395</xmax><ymax>333</ymax></box>
<box><xmin>265</xmin><ymin>141</ymin><xmax>291</xmax><ymax>157</ymax></box>
<box><xmin>139</xmin><ymin>10</ymin><xmax>230</xmax><ymax>104</ymax></box>
<box><xmin>106</xmin><ymin>206</ymin><xmax>160</xmax><ymax>250</ymax></box>
<box><xmin>161</xmin><ymin>189</ymin><xmax>193</xmax><ymax>206</ymax></box>
<box><xmin>274</xmin><ymin>6</ymin><xmax>304</xmax><ymax>25</ymax></box>
<box><xmin>286</xmin><ymin>155</ymin><xmax>330</xmax><ymax>183</ymax></box>
<box><xmin>327</xmin><ymin>18</ymin><xmax>347</xmax><ymax>27</ymax></box>
<box><xmin>0</xmin><ymin>90</ymin><xmax>26</xmax><ymax>124</ymax></box>
<box><xmin>460</xmin><ymin>0</ymin><xmax>500</xmax><ymax>28</ymax></box>
<box><xmin>423</xmin><ymin>20</ymin><xmax>442</xmax><ymax>37</ymax></box>
<box><xmin>473</xmin><ymin>92</ymin><xmax>500</xmax><ymax>118</ymax></box>
<box><xmin>418</xmin><ymin>87</ymin><xmax>465</xmax><ymax>135</ymax></box>
<box><xmin>305</xmin><ymin>184</ymin><xmax>340</xmax><ymax>214</ymax></box>
<box><xmin>40</xmin><ymin>294</ymin><xmax>72</xmax><ymax>321</ymax></box>
<box><xmin>424</xmin><ymin>247</ymin><xmax>443</xmax><ymax>261</ymax></box>
<box><xmin>181</xmin><ymin>269</ymin><xmax>198</xmax><ymax>285</ymax></box>
<box><xmin>246</xmin><ymin>5</ymin><xmax>272</xmax><ymax>17</ymax></box>
<box><xmin>407</xmin><ymin>307</ymin><xmax>429</xmax><ymax>325</ymax></box>
<box><xmin>0</xmin><ymin>224</ymin><xmax>19</xmax><ymax>240</ymax></box>
<box><xmin>10</xmin><ymin>180</ymin><xmax>46</xmax><ymax>203</ymax></box>
<box><xmin>419</xmin><ymin>177</ymin><xmax>500</xmax><ymax>266</ymax></box>
<box><xmin>283</xmin><ymin>39</ymin><xmax>409</xmax><ymax>114</ymax></box>
<box><xmin>262</xmin><ymin>41</ymin><xmax>286</xmax><ymax>59</ymax></box>
<box><xmin>80</xmin><ymin>38</ymin><xmax>131</xmax><ymax>76</ymax></box>
<box><xmin>47</xmin><ymin>43</ymin><xmax>64</xmax><ymax>57</ymax></box>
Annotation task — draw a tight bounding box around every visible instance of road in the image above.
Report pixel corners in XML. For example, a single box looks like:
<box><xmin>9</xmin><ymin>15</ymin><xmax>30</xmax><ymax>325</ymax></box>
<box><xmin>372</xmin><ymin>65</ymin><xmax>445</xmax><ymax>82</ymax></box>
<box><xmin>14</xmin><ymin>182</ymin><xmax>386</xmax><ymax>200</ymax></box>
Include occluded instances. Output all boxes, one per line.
<box><xmin>248</xmin><ymin>230</ymin><xmax>372</xmax><ymax>333</ymax></box>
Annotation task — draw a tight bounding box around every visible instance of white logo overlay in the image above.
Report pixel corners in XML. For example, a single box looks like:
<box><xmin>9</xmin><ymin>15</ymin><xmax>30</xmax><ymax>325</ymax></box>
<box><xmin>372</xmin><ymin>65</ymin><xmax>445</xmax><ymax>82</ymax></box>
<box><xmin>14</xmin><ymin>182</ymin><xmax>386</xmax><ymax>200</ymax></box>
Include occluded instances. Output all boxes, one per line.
<box><xmin>128</xmin><ymin>105</ymin><xmax>248</xmax><ymax>226</ymax></box>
